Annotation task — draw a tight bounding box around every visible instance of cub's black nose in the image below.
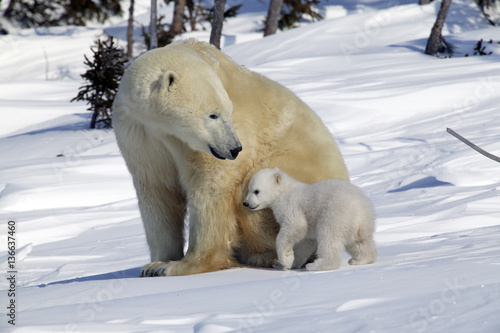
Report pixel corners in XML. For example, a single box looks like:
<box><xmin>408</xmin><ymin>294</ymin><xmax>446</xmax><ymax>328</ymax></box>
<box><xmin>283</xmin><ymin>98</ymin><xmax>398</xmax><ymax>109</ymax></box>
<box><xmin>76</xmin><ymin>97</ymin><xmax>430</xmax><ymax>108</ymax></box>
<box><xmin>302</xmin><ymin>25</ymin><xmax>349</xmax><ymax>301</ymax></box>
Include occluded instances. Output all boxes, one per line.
<box><xmin>243</xmin><ymin>201</ymin><xmax>249</xmax><ymax>207</ymax></box>
<box><xmin>230</xmin><ymin>146</ymin><xmax>242</xmax><ymax>159</ymax></box>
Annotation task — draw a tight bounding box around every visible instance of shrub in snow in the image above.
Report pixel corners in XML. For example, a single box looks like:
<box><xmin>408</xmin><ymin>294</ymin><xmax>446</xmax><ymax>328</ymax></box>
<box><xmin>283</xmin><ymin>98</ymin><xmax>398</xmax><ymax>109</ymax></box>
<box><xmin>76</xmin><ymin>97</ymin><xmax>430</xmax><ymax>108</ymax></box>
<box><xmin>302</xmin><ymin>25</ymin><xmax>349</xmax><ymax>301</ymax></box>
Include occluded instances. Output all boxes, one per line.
<box><xmin>1</xmin><ymin>0</ymin><xmax>123</xmax><ymax>33</ymax></box>
<box><xmin>278</xmin><ymin>0</ymin><xmax>323</xmax><ymax>31</ymax></box>
<box><xmin>72</xmin><ymin>36</ymin><xmax>126</xmax><ymax>129</ymax></box>
<box><xmin>2</xmin><ymin>0</ymin><xmax>62</xmax><ymax>29</ymax></box>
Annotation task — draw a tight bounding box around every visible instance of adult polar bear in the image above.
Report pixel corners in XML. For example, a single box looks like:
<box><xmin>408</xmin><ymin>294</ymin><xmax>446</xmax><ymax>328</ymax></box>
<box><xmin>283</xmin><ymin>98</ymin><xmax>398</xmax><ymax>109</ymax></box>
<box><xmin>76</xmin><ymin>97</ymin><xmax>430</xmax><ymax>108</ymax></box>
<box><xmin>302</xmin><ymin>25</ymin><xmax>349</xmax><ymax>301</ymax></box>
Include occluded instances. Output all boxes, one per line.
<box><xmin>113</xmin><ymin>39</ymin><xmax>349</xmax><ymax>276</ymax></box>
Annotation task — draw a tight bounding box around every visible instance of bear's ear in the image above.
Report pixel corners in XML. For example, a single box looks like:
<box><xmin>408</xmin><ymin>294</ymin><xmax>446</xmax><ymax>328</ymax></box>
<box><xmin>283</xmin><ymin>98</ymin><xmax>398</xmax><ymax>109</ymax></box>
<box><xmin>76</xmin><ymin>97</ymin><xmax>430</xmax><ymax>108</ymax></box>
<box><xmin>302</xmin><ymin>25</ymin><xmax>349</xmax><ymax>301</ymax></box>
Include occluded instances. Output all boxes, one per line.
<box><xmin>161</xmin><ymin>70</ymin><xmax>179</xmax><ymax>92</ymax></box>
<box><xmin>275</xmin><ymin>173</ymin><xmax>281</xmax><ymax>185</ymax></box>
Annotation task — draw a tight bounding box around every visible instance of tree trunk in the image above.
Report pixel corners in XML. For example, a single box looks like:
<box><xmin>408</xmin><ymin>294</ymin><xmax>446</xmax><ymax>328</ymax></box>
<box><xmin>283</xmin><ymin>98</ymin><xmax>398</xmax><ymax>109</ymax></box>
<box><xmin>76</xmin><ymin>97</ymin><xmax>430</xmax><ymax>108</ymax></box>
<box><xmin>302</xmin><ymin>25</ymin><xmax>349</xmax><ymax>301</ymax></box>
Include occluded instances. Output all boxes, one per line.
<box><xmin>127</xmin><ymin>0</ymin><xmax>134</xmax><ymax>58</ymax></box>
<box><xmin>264</xmin><ymin>0</ymin><xmax>283</xmax><ymax>36</ymax></box>
<box><xmin>477</xmin><ymin>0</ymin><xmax>500</xmax><ymax>25</ymax></box>
<box><xmin>149</xmin><ymin>0</ymin><xmax>158</xmax><ymax>49</ymax></box>
<box><xmin>209</xmin><ymin>0</ymin><xmax>226</xmax><ymax>49</ymax></box>
<box><xmin>3</xmin><ymin>0</ymin><xmax>17</xmax><ymax>18</ymax></box>
<box><xmin>187</xmin><ymin>0</ymin><xmax>195</xmax><ymax>30</ymax></box>
<box><xmin>425</xmin><ymin>0</ymin><xmax>453</xmax><ymax>56</ymax></box>
<box><xmin>170</xmin><ymin>0</ymin><xmax>186</xmax><ymax>37</ymax></box>
<box><xmin>419</xmin><ymin>0</ymin><xmax>433</xmax><ymax>4</ymax></box>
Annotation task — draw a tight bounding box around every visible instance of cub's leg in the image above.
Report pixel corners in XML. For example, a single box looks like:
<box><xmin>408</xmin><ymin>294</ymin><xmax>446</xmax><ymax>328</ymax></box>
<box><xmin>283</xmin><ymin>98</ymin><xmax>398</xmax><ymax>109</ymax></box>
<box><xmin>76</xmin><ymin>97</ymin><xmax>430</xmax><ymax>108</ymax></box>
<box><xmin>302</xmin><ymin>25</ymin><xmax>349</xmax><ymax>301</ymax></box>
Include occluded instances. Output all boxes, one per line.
<box><xmin>305</xmin><ymin>241</ymin><xmax>343</xmax><ymax>271</ymax></box>
<box><xmin>275</xmin><ymin>228</ymin><xmax>296</xmax><ymax>270</ymax></box>
<box><xmin>274</xmin><ymin>216</ymin><xmax>307</xmax><ymax>270</ymax></box>
<box><xmin>346</xmin><ymin>237</ymin><xmax>377</xmax><ymax>265</ymax></box>
<box><xmin>292</xmin><ymin>238</ymin><xmax>317</xmax><ymax>269</ymax></box>
<box><xmin>306</xmin><ymin>221</ymin><xmax>343</xmax><ymax>271</ymax></box>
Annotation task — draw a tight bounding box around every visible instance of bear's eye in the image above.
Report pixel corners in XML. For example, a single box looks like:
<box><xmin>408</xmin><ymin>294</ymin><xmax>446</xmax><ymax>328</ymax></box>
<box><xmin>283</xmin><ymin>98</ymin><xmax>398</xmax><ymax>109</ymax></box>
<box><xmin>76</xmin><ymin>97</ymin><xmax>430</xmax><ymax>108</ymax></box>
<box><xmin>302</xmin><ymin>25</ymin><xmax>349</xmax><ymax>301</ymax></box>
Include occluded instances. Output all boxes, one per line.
<box><xmin>209</xmin><ymin>114</ymin><xmax>219</xmax><ymax>120</ymax></box>
<box><xmin>254</xmin><ymin>190</ymin><xmax>259</xmax><ymax>195</ymax></box>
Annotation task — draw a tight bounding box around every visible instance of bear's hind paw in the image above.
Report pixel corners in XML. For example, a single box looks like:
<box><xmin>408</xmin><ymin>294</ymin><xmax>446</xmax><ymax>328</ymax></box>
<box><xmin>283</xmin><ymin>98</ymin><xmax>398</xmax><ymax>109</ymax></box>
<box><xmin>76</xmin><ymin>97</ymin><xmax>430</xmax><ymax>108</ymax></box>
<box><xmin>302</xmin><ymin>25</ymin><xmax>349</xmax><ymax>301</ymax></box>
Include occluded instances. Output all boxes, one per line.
<box><xmin>245</xmin><ymin>251</ymin><xmax>278</xmax><ymax>268</ymax></box>
<box><xmin>272</xmin><ymin>261</ymin><xmax>290</xmax><ymax>270</ymax></box>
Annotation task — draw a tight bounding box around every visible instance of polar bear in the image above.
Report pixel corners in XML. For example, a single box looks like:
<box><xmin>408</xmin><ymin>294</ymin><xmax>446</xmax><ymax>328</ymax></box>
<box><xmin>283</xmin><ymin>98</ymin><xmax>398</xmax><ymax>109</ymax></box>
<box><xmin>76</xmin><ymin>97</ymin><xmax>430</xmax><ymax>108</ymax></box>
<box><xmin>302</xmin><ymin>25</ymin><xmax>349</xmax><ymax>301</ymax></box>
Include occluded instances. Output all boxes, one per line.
<box><xmin>113</xmin><ymin>39</ymin><xmax>349</xmax><ymax>276</ymax></box>
<box><xmin>243</xmin><ymin>168</ymin><xmax>376</xmax><ymax>271</ymax></box>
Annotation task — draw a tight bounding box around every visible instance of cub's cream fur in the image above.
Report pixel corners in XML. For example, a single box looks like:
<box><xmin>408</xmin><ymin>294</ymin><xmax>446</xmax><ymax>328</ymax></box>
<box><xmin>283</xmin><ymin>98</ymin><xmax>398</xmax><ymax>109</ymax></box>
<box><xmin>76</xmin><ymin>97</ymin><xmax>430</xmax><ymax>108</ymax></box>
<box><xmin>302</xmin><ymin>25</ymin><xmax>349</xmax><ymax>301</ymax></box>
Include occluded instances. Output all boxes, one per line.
<box><xmin>244</xmin><ymin>168</ymin><xmax>376</xmax><ymax>271</ymax></box>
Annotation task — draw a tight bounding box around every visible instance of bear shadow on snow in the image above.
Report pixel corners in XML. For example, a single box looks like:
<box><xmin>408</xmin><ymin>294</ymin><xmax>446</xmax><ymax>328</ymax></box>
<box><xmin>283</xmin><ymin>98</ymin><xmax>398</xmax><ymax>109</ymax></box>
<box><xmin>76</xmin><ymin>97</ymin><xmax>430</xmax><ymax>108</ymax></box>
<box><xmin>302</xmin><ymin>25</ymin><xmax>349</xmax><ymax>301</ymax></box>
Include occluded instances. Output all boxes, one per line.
<box><xmin>36</xmin><ymin>267</ymin><xmax>141</xmax><ymax>288</ymax></box>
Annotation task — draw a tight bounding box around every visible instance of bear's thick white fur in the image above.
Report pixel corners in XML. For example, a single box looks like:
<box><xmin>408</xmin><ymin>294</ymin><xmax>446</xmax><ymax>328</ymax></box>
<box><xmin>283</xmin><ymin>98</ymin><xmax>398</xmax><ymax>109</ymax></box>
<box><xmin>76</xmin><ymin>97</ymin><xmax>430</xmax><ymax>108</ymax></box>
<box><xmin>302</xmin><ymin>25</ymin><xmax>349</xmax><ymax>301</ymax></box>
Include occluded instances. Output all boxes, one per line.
<box><xmin>113</xmin><ymin>39</ymin><xmax>349</xmax><ymax>276</ymax></box>
<box><xmin>244</xmin><ymin>168</ymin><xmax>376</xmax><ymax>271</ymax></box>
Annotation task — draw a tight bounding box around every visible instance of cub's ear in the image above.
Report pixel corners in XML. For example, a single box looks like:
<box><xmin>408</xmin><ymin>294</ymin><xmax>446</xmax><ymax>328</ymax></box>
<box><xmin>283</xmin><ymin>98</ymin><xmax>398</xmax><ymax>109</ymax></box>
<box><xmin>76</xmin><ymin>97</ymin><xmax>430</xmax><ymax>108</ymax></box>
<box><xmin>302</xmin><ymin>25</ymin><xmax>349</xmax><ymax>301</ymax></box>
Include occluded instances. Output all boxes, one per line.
<box><xmin>161</xmin><ymin>70</ymin><xmax>179</xmax><ymax>92</ymax></box>
<box><xmin>275</xmin><ymin>172</ymin><xmax>281</xmax><ymax>185</ymax></box>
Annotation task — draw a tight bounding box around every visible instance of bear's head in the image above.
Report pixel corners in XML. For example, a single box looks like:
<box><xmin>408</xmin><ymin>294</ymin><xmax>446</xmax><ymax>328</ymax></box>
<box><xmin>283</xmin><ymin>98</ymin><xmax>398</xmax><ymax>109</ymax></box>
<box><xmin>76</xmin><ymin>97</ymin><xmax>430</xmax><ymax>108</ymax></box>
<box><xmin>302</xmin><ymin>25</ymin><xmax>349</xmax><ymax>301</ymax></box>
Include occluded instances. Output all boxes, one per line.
<box><xmin>118</xmin><ymin>45</ymin><xmax>242</xmax><ymax>161</ymax></box>
<box><xmin>243</xmin><ymin>168</ymin><xmax>284</xmax><ymax>210</ymax></box>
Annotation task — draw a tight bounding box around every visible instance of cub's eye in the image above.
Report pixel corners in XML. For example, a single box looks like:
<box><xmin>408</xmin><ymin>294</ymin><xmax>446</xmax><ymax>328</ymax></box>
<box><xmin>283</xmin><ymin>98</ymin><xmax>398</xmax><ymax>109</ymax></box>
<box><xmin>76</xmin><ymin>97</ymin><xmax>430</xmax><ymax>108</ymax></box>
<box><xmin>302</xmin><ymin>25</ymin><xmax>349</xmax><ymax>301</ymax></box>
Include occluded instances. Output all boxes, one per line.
<box><xmin>209</xmin><ymin>114</ymin><xmax>219</xmax><ymax>120</ymax></box>
<box><xmin>254</xmin><ymin>190</ymin><xmax>259</xmax><ymax>195</ymax></box>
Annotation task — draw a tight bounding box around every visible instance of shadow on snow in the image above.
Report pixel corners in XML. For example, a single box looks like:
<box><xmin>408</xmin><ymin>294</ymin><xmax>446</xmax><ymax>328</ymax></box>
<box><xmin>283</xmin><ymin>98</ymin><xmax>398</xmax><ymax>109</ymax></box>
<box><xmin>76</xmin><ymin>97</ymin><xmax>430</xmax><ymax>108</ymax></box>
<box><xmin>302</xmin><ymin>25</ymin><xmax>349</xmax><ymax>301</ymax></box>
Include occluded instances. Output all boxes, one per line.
<box><xmin>36</xmin><ymin>267</ymin><xmax>142</xmax><ymax>288</ymax></box>
<box><xmin>389</xmin><ymin>176</ymin><xmax>453</xmax><ymax>193</ymax></box>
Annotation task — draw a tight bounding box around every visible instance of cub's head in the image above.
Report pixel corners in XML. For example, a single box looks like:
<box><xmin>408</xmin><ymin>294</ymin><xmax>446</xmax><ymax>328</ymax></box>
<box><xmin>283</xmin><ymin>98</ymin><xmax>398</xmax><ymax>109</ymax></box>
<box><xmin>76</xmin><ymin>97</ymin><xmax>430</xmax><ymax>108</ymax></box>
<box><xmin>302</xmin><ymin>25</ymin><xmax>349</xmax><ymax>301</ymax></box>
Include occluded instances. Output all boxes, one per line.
<box><xmin>118</xmin><ymin>44</ymin><xmax>242</xmax><ymax>160</ymax></box>
<box><xmin>243</xmin><ymin>168</ymin><xmax>283</xmax><ymax>211</ymax></box>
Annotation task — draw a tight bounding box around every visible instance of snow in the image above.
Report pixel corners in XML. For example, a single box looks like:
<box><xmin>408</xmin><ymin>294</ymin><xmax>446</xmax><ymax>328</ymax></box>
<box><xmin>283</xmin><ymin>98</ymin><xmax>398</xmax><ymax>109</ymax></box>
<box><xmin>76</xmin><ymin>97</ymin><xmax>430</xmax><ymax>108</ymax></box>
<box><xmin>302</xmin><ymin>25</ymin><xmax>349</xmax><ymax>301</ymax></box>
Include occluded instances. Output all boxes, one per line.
<box><xmin>1</xmin><ymin>0</ymin><xmax>500</xmax><ymax>332</ymax></box>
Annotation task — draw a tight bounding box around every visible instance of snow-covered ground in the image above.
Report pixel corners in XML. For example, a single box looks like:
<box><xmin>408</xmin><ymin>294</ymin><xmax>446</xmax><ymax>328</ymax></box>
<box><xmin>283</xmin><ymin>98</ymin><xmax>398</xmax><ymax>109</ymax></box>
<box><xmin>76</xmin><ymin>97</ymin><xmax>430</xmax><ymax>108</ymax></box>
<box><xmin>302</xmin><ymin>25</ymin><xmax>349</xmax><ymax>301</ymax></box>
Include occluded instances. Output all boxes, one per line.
<box><xmin>1</xmin><ymin>0</ymin><xmax>500</xmax><ymax>332</ymax></box>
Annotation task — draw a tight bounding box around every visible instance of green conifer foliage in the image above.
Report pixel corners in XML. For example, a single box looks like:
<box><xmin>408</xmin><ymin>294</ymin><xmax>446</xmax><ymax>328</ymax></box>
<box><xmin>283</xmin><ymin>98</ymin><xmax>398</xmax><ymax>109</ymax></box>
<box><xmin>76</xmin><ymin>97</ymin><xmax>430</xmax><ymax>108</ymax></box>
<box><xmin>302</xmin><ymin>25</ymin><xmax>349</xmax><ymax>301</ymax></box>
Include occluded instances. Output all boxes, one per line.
<box><xmin>72</xmin><ymin>36</ymin><xmax>126</xmax><ymax>129</ymax></box>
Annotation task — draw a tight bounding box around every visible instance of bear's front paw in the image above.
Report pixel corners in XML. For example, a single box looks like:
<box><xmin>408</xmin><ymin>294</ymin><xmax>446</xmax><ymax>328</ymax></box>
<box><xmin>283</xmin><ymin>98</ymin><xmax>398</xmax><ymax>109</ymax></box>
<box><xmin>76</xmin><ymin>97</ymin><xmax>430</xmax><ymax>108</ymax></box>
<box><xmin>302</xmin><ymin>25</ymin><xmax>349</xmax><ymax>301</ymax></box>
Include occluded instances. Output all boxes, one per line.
<box><xmin>140</xmin><ymin>261</ymin><xmax>170</xmax><ymax>277</ymax></box>
<box><xmin>246</xmin><ymin>251</ymin><xmax>278</xmax><ymax>268</ymax></box>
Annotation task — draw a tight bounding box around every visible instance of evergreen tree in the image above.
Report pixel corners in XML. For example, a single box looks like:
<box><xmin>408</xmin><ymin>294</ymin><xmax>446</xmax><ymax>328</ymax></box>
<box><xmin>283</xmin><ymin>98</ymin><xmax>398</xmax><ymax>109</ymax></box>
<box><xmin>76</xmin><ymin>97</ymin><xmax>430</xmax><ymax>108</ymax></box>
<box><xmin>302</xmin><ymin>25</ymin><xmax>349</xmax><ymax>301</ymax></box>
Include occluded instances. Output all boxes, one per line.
<box><xmin>477</xmin><ymin>0</ymin><xmax>500</xmax><ymax>25</ymax></box>
<box><xmin>2</xmin><ymin>0</ymin><xmax>123</xmax><ymax>30</ymax></box>
<box><xmin>278</xmin><ymin>0</ymin><xmax>323</xmax><ymax>31</ymax></box>
<box><xmin>2</xmin><ymin>0</ymin><xmax>63</xmax><ymax>28</ymax></box>
<box><xmin>60</xmin><ymin>0</ymin><xmax>123</xmax><ymax>26</ymax></box>
<box><xmin>141</xmin><ymin>15</ymin><xmax>174</xmax><ymax>49</ymax></box>
<box><xmin>186</xmin><ymin>0</ymin><xmax>210</xmax><ymax>31</ymax></box>
<box><xmin>71</xmin><ymin>36</ymin><xmax>126</xmax><ymax>129</ymax></box>
<box><xmin>141</xmin><ymin>0</ymin><xmax>241</xmax><ymax>49</ymax></box>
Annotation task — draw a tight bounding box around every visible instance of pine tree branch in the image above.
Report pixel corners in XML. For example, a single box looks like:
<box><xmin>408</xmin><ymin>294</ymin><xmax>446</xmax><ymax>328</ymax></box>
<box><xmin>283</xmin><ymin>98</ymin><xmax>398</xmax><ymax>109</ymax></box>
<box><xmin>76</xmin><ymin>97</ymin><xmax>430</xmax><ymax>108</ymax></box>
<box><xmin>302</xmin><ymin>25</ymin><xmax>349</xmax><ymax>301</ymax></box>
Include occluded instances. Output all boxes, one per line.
<box><xmin>446</xmin><ymin>127</ymin><xmax>500</xmax><ymax>163</ymax></box>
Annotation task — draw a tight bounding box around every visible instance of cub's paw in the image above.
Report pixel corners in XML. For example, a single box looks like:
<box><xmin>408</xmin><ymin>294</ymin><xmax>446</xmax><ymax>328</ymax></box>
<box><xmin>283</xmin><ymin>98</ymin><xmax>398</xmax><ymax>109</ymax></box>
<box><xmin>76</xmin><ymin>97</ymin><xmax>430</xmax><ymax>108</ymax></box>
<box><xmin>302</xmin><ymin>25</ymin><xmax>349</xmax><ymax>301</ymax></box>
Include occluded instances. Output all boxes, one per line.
<box><xmin>306</xmin><ymin>258</ymin><xmax>339</xmax><ymax>271</ymax></box>
<box><xmin>348</xmin><ymin>258</ymin><xmax>362</xmax><ymax>265</ymax></box>
<box><xmin>305</xmin><ymin>262</ymin><xmax>322</xmax><ymax>271</ymax></box>
<box><xmin>348</xmin><ymin>257</ymin><xmax>375</xmax><ymax>265</ymax></box>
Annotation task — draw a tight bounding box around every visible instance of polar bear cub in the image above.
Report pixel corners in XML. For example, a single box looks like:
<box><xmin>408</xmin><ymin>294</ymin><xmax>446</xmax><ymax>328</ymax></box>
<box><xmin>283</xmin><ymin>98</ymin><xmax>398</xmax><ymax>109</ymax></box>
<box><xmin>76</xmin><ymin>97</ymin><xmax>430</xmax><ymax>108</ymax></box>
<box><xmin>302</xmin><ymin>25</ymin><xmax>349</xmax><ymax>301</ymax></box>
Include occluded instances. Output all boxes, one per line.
<box><xmin>243</xmin><ymin>168</ymin><xmax>376</xmax><ymax>271</ymax></box>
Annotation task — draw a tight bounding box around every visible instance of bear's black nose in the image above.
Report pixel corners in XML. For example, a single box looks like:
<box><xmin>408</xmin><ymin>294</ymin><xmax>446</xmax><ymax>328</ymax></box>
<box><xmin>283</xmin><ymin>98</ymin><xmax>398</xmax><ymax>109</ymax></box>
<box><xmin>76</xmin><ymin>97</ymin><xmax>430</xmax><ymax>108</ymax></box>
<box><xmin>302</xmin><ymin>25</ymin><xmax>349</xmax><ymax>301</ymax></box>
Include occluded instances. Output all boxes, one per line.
<box><xmin>230</xmin><ymin>146</ymin><xmax>242</xmax><ymax>159</ymax></box>
<box><xmin>243</xmin><ymin>201</ymin><xmax>249</xmax><ymax>207</ymax></box>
